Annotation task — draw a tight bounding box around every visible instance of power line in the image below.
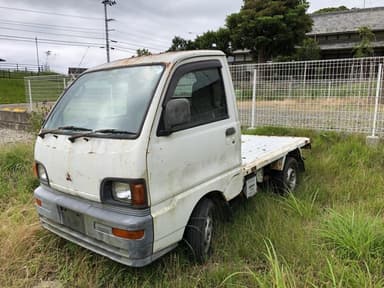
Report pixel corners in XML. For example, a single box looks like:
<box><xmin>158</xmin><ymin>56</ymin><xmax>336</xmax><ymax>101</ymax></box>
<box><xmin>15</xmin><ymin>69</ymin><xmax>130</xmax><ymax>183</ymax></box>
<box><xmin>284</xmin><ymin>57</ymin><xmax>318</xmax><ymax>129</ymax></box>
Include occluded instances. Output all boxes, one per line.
<box><xmin>114</xmin><ymin>30</ymin><xmax>171</xmax><ymax>46</ymax></box>
<box><xmin>0</xmin><ymin>34</ymin><xmax>151</xmax><ymax>54</ymax></box>
<box><xmin>0</xmin><ymin>37</ymin><xmax>98</xmax><ymax>48</ymax></box>
<box><xmin>113</xmin><ymin>45</ymin><xmax>137</xmax><ymax>53</ymax></box>
<box><xmin>0</xmin><ymin>16</ymin><xmax>170</xmax><ymax>51</ymax></box>
<box><xmin>112</xmin><ymin>39</ymin><xmax>167</xmax><ymax>52</ymax></box>
<box><xmin>0</xmin><ymin>18</ymin><xmax>171</xmax><ymax>47</ymax></box>
<box><xmin>0</xmin><ymin>34</ymin><xmax>104</xmax><ymax>47</ymax></box>
<box><xmin>0</xmin><ymin>6</ymin><xmax>102</xmax><ymax>20</ymax></box>
<box><xmin>0</xmin><ymin>23</ymin><xmax>168</xmax><ymax>50</ymax></box>
<box><xmin>0</xmin><ymin>21</ymin><xmax>169</xmax><ymax>50</ymax></box>
<box><xmin>0</xmin><ymin>26</ymin><xmax>106</xmax><ymax>40</ymax></box>
<box><xmin>0</xmin><ymin>31</ymin><xmax>165</xmax><ymax>54</ymax></box>
<box><xmin>0</xmin><ymin>19</ymin><xmax>103</xmax><ymax>34</ymax></box>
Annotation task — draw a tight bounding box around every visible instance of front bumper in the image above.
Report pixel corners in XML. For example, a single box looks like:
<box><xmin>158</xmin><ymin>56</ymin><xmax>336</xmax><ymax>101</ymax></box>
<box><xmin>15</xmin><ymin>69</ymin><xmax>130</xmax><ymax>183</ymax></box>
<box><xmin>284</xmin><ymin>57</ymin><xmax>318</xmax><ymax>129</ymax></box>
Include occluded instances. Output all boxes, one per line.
<box><xmin>34</xmin><ymin>185</ymin><xmax>155</xmax><ymax>267</ymax></box>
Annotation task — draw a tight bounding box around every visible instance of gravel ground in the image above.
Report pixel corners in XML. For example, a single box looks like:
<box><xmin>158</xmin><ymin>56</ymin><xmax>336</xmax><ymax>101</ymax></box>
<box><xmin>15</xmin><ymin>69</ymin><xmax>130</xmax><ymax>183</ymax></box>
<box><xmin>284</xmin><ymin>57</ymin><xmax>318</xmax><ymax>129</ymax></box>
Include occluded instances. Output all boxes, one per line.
<box><xmin>0</xmin><ymin>128</ymin><xmax>35</xmax><ymax>145</ymax></box>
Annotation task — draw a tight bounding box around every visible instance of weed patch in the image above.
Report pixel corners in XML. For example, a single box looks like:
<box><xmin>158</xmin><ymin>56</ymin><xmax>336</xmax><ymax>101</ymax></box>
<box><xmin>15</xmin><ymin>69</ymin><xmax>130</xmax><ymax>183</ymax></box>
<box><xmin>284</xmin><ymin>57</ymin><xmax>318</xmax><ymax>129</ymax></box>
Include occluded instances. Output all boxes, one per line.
<box><xmin>319</xmin><ymin>209</ymin><xmax>384</xmax><ymax>260</ymax></box>
<box><xmin>1</xmin><ymin>129</ymin><xmax>384</xmax><ymax>287</ymax></box>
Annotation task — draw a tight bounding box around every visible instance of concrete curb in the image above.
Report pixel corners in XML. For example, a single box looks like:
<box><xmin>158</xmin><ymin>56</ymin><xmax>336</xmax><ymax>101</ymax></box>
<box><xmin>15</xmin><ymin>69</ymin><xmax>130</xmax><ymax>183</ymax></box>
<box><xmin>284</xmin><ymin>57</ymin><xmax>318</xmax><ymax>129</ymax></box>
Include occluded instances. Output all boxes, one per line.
<box><xmin>0</xmin><ymin>110</ymin><xmax>31</xmax><ymax>130</ymax></box>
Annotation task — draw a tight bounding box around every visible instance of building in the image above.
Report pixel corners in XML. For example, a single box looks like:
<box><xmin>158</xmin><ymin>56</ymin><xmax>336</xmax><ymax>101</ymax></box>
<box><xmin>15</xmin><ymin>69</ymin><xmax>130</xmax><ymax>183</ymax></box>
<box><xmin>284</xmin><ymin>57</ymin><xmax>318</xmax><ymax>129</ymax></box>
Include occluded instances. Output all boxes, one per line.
<box><xmin>68</xmin><ymin>67</ymin><xmax>87</xmax><ymax>75</ymax></box>
<box><xmin>308</xmin><ymin>7</ymin><xmax>384</xmax><ymax>59</ymax></box>
<box><xmin>228</xmin><ymin>49</ymin><xmax>253</xmax><ymax>64</ymax></box>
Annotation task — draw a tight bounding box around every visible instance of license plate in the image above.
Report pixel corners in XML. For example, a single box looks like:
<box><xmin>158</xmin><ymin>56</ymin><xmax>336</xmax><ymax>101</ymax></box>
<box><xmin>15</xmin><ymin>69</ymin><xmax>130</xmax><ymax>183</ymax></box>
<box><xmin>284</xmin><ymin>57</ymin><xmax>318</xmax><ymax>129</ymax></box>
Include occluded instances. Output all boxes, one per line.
<box><xmin>59</xmin><ymin>206</ymin><xmax>85</xmax><ymax>234</ymax></box>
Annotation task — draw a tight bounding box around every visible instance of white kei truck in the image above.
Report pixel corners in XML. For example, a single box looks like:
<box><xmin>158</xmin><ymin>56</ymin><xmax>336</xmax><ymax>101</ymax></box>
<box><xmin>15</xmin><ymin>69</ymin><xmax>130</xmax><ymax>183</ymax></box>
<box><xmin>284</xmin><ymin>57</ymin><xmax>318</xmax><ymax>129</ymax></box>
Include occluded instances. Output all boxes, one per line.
<box><xmin>33</xmin><ymin>50</ymin><xmax>310</xmax><ymax>267</ymax></box>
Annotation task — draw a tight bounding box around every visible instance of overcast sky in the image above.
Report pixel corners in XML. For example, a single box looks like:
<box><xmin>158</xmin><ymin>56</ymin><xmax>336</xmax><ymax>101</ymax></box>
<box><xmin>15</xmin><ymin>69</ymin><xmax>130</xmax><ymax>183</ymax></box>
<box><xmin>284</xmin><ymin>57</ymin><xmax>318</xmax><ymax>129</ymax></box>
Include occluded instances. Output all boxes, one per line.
<box><xmin>0</xmin><ymin>0</ymin><xmax>383</xmax><ymax>73</ymax></box>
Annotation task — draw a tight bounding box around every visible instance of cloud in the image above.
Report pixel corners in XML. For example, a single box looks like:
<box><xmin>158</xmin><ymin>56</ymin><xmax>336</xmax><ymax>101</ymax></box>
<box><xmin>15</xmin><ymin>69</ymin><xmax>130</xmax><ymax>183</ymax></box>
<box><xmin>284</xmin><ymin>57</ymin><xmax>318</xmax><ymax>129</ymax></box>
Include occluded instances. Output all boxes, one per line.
<box><xmin>3</xmin><ymin>0</ymin><xmax>375</xmax><ymax>73</ymax></box>
<box><xmin>0</xmin><ymin>0</ymin><xmax>242</xmax><ymax>73</ymax></box>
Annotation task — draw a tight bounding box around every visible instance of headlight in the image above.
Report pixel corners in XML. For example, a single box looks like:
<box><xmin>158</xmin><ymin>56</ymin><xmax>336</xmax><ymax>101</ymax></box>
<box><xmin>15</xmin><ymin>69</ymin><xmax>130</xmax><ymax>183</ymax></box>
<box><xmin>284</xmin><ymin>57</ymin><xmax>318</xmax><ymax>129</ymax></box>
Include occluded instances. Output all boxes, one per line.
<box><xmin>112</xmin><ymin>182</ymin><xmax>132</xmax><ymax>203</ymax></box>
<box><xmin>33</xmin><ymin>162</ymin><xmax>49</xmax><ymax>185</ymax></box>
<box><xmin>101</xmin><ymin>179</ymin><xmax>148</xmax><ymax>208</ymax></box>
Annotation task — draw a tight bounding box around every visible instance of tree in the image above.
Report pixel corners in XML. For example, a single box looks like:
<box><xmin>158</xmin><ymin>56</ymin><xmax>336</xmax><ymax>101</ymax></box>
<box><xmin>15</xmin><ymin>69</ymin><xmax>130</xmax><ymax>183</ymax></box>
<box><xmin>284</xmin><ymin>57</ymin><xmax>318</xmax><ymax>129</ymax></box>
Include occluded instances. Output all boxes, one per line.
<box><xmin>226</xmin><ymin>0</ymin><xmax>313</xmax><ymax>62</ymax></box>
<box><xmin>354</xmin><ymin>26</ymin><xmax>375</xmax><ymax>58</ymax></box>
<box><xmin>168</xmin><ymin>36</ymin><xmax>195</xmax><ymax>51</ymax></box>
<box><xmin>194</xmin><ymin>28</ymin><xmax>232</xmax><ymax>54</ymax></box>
<box><xmin>295</xmin><ymin>38</ymin><xmax>321</xmax><ymax>61</ymax></box>
<box><xmin>313</xmin><ymin>6</ymin><xmax>349</xmax><ymax>14</ymax></box>
<box><xmin>136</xmin><ymin>48</ymin><xmax>152</xmax><ymax>56</ymax></box>
<box><xmin>168</xmin><ymin>29</ymin><xmax>232</xmax><ymax>54</ymax></box>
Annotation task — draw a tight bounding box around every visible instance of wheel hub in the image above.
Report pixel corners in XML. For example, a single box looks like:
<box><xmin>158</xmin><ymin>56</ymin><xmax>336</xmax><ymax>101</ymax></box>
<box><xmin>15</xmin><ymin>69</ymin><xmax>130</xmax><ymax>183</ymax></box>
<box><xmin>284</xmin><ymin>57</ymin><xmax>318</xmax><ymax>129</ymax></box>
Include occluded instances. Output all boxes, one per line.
<box><xmin>203</xmin><ymin>216</ymin><xmax>213</xmax><ymax>254</ymax></box>
<box><xmin>286</xmin><ymin>167</ymin><xmax>297</xmax><ymax>190</ymax></box>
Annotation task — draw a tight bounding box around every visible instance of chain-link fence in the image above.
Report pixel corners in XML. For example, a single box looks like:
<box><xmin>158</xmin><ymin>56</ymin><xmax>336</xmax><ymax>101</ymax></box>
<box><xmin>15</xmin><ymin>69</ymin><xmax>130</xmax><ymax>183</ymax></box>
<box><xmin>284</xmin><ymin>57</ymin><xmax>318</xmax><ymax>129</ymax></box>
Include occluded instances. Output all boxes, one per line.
<box><xmin>231</xmin><ymin>57</ymin><xmax>384</xmax><ymax>137</ymax></box>
<box><xmin>24</xmin><ymin>57</ymin><xmax>384</xmax><ymax>137</ymax></box>
<box><xmin>24</xmin><ymin>75</ymin><xmax>74</xmax><ymax>111</ymax></box>
<box><xmin>1</xmin><ymin>62</ymin><xmax>47</xmax><ymax>79</ymax></box>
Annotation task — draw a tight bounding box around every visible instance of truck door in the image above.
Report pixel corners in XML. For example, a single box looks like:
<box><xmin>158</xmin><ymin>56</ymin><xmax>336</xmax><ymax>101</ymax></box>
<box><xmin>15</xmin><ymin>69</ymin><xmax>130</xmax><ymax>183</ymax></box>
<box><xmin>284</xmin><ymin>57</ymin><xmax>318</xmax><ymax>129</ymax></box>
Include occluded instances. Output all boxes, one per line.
<box><xmin>147</xmin><ymin>59</ymin><xmax>241</xmax><ymax>211</ymax></box>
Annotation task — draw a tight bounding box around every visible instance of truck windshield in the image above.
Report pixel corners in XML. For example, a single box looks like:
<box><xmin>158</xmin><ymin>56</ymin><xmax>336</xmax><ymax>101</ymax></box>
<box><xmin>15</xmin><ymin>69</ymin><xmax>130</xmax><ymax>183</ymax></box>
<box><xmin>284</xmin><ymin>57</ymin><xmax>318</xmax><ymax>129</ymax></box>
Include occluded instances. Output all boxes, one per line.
<box><xmin>43</xmin><ymin>65</ymin><xmax>164</xmax><ymax>137</ymax></box>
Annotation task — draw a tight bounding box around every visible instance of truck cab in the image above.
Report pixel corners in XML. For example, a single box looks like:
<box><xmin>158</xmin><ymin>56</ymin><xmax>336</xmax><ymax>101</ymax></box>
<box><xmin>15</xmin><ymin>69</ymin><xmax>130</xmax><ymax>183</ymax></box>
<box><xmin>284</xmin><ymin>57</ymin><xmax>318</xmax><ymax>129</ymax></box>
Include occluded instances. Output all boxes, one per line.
<box><xmin>34</xmin><ymin>51</ymin><xmax>310</xmax><ymax>267</ymax></box>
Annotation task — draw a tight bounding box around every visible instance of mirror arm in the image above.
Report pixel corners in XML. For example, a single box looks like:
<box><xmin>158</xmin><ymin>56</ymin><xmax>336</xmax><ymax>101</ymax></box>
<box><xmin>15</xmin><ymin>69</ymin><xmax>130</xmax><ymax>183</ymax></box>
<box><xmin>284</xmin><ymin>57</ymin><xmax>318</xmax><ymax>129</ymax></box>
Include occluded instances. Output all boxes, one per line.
<box><xmin>158</xmin><ymin>129</ymin><xmax>172</xmax><ymax>137</ymax></box>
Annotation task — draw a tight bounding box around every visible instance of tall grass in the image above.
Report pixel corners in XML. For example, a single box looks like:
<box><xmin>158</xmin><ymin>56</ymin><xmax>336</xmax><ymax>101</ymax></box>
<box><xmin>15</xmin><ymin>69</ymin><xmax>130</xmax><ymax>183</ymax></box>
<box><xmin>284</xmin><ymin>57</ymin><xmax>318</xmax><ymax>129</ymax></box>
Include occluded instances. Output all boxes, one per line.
<box><xmin>221</xmin><ymin>239</ymin><xmax>297</xmax><ymax>288</ymax></box>
<box><xmin>319</xmin><ymin>210</ymin><xmax>384</xmax><ymax>260</ymax></box>
<box><xmin>1</xmin><ymin>128</ymin><xmax>384</xmax><ymax>287</ymax></box>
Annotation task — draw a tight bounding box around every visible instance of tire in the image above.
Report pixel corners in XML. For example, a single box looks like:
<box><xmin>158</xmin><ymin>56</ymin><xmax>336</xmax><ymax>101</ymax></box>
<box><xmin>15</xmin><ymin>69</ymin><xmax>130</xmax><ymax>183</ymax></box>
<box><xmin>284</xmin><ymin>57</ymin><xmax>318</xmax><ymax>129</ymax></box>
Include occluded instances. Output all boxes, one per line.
<box><xmin>184</xmin><ymin>198</ymin><xmax>216</xmax><ymax>263</ymax></box>
<box><xmin>273</xmin><ymin>157</ymin><xmax>299</xmax><ymax>194</ymax></box>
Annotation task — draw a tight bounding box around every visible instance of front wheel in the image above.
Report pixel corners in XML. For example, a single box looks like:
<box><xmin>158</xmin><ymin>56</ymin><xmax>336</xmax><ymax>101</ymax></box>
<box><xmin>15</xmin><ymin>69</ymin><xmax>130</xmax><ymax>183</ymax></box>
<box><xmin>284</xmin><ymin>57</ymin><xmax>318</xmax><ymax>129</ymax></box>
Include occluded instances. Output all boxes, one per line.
<box><xmin>184</xmin><ymin>198</ymin><xmax>216</xmax><ymax>263</ymax></box>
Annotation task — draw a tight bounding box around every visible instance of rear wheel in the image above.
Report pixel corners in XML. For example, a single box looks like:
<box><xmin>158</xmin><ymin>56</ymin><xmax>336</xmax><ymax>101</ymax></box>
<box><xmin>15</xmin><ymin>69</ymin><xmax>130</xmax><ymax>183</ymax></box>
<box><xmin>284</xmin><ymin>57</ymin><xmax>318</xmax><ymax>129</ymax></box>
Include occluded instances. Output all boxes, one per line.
<box><xmin>273</xmin><ymin>157</ymin><xmax>299</xmax><ymax>194</ymax></box>
<box><xmin>184</xmin><ymin>198</ymin><xmax>216</xmax><ymax>263</ymax></box>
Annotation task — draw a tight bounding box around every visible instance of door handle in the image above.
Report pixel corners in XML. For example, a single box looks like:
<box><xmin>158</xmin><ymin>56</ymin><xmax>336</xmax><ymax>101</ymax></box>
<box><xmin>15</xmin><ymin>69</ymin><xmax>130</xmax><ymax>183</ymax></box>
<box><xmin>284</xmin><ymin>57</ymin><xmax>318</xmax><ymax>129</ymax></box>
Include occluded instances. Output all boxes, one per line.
<box><xmin>225</xmin><ymin>127</ymin><xmax>236</xmax><ymax>137</ymax></box>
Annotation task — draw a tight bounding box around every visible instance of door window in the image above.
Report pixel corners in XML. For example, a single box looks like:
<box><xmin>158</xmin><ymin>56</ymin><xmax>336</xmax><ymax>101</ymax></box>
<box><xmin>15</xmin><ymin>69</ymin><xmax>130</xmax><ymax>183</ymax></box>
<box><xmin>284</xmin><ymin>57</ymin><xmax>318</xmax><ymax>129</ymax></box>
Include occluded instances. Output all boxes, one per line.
<box><xmin>165</xmin><ymin>67</ymin><xmax>228</xmax><ymax>131</ymax></box>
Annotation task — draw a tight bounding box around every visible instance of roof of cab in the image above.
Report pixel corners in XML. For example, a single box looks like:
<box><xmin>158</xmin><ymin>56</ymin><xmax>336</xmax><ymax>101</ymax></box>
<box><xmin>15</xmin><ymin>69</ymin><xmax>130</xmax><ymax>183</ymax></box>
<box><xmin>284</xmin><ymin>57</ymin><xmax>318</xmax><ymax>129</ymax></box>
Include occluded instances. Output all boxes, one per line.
<box><xmin>87</xmin><ymin>50</ymin><xmax>226</xmax><ymax>72</ymax></box>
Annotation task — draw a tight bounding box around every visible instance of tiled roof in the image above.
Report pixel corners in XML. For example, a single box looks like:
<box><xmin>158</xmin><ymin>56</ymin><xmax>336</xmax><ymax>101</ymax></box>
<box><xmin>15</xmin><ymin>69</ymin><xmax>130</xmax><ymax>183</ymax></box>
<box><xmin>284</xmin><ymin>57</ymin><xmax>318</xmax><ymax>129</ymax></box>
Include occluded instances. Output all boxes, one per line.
<box><xmin>308</xmin><ymin>7</ymin><xmax>384</xmax><ymax>35</ymax></box>
<box><xmin>318</xmin><ymin>40</ymin><xmax>384</xmax><ymax>50</ymax></box>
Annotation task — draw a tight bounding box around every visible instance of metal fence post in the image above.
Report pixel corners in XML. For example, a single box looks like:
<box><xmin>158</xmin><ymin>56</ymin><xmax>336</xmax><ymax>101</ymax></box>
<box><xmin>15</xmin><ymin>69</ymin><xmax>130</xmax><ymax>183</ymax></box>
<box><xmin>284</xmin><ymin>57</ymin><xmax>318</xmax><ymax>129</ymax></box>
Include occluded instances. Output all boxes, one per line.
<box><xmin>327</xmin><ymin>81</ymin><xmax>332</xmax><ymax>100</ymax></box>
<box><xmin>303</xmin><ymin>62</ymin><xmax>307</xmax><ymax>96</ymax></box>
<box><xmin>359</xmin><ymin>58</ymin><xmax>363</xmax><ymax>97</ymax></box>
<box><xmin>371</xmin><ymin>63</ymin><xmax>382</xmax><ymax>137</ymax></box>
<box><xmin>63</xmin><ymin>77</ymin><xmax>67</xmax><ymax>89</ymax></box>
<box><xmin>251</xmin><ymin>69</ymin><xmax>257</xmax><ymax>128</ymax></box>
<box><xmin>28</xmin><ymin>79</ymin><xmax>33</xmax><ymax>112</ymax></box>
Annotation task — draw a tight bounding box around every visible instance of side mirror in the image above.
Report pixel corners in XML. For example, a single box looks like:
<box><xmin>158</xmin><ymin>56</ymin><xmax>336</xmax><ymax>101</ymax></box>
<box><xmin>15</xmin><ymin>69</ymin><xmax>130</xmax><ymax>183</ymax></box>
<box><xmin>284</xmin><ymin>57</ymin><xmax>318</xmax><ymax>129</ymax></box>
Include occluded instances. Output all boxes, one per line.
<box><xmin>164</xmin><ymin>98</ymin><xmax>191</xmax><ymax>132</ymax></box>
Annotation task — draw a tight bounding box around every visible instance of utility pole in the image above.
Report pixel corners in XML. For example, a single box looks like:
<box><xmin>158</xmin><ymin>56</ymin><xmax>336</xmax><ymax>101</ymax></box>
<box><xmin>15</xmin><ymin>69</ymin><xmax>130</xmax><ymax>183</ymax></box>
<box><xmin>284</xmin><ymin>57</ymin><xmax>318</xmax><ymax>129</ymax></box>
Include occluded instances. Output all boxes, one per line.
<box><xmin>35</xmin><ymin>37</ymin><xmax>40</xmax><ymax>72</ymax></box>
<box><xmin>102</xmin><ymin>0</ymin><xmax>116</xmax><ymax>63</ymax></box>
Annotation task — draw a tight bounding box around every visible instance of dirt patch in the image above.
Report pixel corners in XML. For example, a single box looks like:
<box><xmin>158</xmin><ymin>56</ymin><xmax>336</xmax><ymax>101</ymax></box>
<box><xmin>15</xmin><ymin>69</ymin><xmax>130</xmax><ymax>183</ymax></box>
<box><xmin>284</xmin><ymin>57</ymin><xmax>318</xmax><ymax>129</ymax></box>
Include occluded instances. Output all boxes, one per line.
<box><xmin>0</xmin><ymin>128</ymin><xmax>34</xmax><ymax>145</ymax></box>
<box><xmin>33</xmin><ymin>281</ymin><xmax>63</xmax><ymax>288</ymax></box>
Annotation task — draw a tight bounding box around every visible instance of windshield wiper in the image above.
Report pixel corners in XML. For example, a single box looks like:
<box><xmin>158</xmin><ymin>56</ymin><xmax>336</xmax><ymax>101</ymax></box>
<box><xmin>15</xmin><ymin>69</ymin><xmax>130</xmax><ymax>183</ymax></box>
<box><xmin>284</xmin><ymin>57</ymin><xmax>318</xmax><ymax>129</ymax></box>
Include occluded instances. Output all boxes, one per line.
<box><xmin>68</xmin><ymin>129</ymin><xmax>136</xmax><ymax>143</ymax></box>
<box><xmin>38</xmin><ymin>126</ymin><xmax>92</xmax><ymax>139</ymax></box>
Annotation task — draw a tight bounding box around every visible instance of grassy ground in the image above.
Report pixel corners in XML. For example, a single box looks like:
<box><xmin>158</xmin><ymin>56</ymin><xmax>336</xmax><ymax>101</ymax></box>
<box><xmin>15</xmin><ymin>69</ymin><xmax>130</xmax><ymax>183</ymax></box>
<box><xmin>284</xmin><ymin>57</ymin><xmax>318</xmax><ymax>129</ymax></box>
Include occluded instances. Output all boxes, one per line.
<box><xmin>0</xmin><ymin>71</ymin><xmax>60</xmax><ymax>104</ymax></box>
<box><xmin>0</xmin><ymin>78</ymin><xmax>26</xmax><ymax>104</ymax></box>
<box><xmin>1</xmin><ymin>128</ymin><xmax>384</xmax><ymax>287</ymax></box>
<box><xmin>234</xmin><ymin>81</ymin><xmax>377</xmax><ymax>101</ymax></box>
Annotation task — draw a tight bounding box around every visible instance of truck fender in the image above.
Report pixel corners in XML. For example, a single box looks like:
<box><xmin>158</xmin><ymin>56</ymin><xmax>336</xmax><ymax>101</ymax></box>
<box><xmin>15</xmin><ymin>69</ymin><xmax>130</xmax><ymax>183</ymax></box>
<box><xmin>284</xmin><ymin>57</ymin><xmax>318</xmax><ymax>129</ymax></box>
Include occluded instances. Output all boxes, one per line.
<box><xmin>269</xmin><ymin>149</ymin><xmax>305</xmax><ymax>172</ymax></box>
<box><xmin>183</xmin><ymin>191</ymin><xmax>231</xmax><ymax>236</ymax></box>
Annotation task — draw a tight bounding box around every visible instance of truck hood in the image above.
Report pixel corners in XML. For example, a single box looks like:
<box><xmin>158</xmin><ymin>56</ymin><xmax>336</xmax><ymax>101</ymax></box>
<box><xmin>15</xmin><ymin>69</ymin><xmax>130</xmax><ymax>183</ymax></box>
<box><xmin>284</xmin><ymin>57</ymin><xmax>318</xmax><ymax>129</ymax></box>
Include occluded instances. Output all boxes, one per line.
<box><xmin>34</xmin><ymin>134</ymin><xmax>147</xmax><ymax>202</ymax></box>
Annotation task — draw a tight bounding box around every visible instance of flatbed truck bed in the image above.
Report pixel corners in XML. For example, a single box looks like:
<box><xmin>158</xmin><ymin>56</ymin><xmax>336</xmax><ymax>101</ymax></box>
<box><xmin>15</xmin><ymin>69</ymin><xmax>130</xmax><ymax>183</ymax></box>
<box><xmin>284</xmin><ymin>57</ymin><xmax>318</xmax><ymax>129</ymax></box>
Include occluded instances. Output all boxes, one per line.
<box><xmin>241</xmin><ymin>135</ymin><xmax>311</xmax><ymax>176</ymax></box>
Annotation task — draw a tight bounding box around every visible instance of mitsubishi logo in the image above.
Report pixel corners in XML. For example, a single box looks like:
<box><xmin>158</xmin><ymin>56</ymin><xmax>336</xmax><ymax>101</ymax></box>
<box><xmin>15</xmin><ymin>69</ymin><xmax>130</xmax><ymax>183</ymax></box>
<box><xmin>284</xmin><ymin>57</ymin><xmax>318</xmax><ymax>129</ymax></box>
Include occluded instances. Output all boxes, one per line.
<box><xmin>66</xmin><ymin>172</ymin><xmax>72</xmax><ymax>182</ymax></box>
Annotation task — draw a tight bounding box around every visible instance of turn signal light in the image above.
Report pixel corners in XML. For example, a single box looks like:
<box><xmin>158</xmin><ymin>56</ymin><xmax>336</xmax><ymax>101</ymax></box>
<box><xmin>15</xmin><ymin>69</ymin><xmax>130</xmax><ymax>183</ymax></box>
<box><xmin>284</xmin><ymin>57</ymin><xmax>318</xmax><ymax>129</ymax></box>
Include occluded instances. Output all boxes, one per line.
<box><xmin>35</xmin><ymin>198</ymin><xmax>42</xmax><ymax>207</ymax></box>
<box><xmin>131</xmin><ymin>183</ymin><xmax>146</xmax><ymax>206</ymax></box>
<box><xmin>33</xmin><ymin>163</ymin><xmax>38</xmax><ymax>177</ymax></box>
<box><xmin>112</xmin><ymin>228</ymin><xmax>144</xmax><ymax>240</ymax></box>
